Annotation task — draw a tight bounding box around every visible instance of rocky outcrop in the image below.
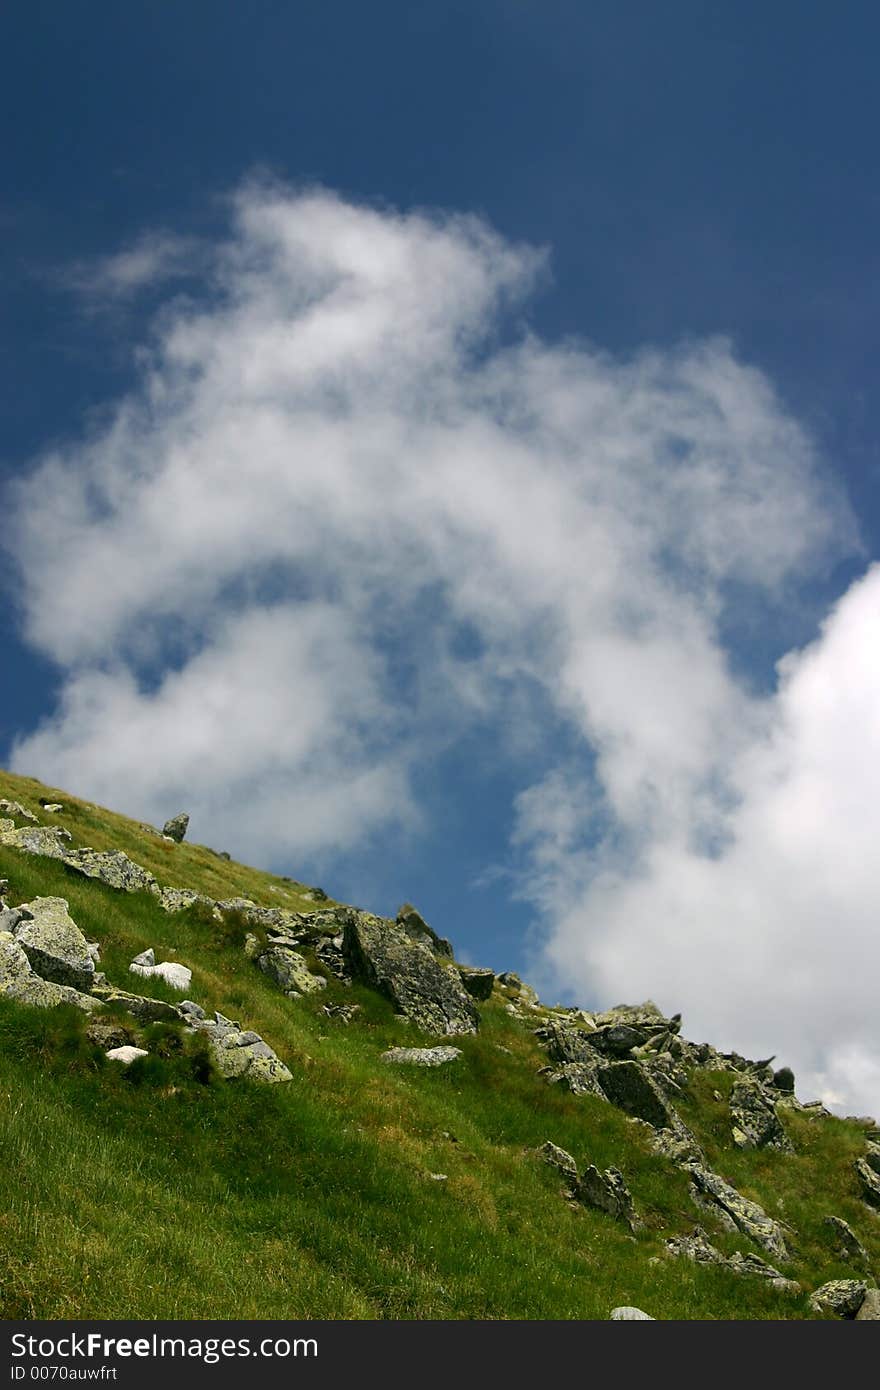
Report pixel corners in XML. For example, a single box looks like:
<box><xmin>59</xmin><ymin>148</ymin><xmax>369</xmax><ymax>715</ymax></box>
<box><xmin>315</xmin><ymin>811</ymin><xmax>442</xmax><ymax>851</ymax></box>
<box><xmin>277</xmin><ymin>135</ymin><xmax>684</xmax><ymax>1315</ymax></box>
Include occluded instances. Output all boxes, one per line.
<box><xmin>0</xmin><ymin>932</ymin><xmax>100</xmax><ymax>1012</ymax></box>
<box><xmin>457</xmin><ymin>966</ymin><xmax>495</xmax><ymax>1000</ymax></box>
<box><xmin>543</xmin><ymin>1061</ymin><xmax>606</xmax><ymax>1097</ymax></box>
<box><xmin>595</xmin><ymin>1059</ymin><xmax>683</xmax><ymax>1132</ymax></box>
<box><xmin>342</xmin><ymin>911</ymin><xmax>479</xmax><ymax>1036</ymax></box>
<box><xmin>685</xmin><ymin>1163</ymin><xmax>789</xmax><ymax>1260</ymax></box>
<box><xmin>13</xmin><ymin>896</ymin><xmax>96</xmax><ymax>991</ymax></box>
<box><xmin>0</xmin><ymin>799</ymin><xmax>38</xmax><ymax>823</ymax></box>
<box><xmin>808</xmin><ymin>1280</ymin><xmax>867</xmax><ymax>1318</ymax></box>
<box><xmin>576</xmin><ymin>1164</ymin><xmax>640</xmax><ymax>1232</ymax></box>
<box><xmin>395</xmin><ymin>903</ymin><xmax>453</xmax><ymax>958</ymax></box>
<box><xmin>162</xmin><ymin>813</ymin><xmax>190</xmax><ymax>843</ymax></box>
<box><xmin>729</xmin><ymin>1077</ymin><xmax>794</xmax><ymax>1152</ymax></box>
<box><xmin>380</xmin><ymin>1046</ymin><xmax>462</xmax><ymax>1066</ymax></box>
<box><xmin>62</xmin><ymin>849</ymin><xmax>159</xmax><ymax>895</ymax></box>
<box><xmin>667</xmin><ymin>1228</ymin><xmax>799</xmax><ymax>1293</ymax></box>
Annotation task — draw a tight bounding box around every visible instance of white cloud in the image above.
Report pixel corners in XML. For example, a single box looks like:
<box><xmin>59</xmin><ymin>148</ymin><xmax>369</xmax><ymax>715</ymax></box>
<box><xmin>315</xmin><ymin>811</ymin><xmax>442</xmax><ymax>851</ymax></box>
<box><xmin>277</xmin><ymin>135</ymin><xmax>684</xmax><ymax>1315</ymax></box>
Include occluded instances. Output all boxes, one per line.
<box><xmin>5</xmin><ymin>179</ymin><xmax>875</xmax><ymax>1112</ymax></box>
<box><xmin>63</xmin><ymin>232</ymin><xmax>201</xmax><ymax>303</ymax></box>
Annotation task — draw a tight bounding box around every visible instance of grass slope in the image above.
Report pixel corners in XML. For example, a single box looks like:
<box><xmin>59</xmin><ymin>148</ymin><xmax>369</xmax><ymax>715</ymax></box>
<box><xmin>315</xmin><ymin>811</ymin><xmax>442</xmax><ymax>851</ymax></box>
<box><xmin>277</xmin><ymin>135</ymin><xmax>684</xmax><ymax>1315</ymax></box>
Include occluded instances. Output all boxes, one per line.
<box><xmin>1</xmin><ymin>768</ymin><xmax>877</xmax><ymax>1319</ymax></box>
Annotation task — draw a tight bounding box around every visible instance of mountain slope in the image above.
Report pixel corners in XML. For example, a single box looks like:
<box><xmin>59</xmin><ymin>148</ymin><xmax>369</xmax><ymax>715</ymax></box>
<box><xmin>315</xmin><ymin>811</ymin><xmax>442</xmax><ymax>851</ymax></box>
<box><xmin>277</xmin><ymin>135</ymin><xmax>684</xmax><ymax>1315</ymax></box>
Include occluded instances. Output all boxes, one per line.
<box><xmin>1</xmin><ymin>768</ymin><xmax>877</xmax><ymax>1320</ymax></box>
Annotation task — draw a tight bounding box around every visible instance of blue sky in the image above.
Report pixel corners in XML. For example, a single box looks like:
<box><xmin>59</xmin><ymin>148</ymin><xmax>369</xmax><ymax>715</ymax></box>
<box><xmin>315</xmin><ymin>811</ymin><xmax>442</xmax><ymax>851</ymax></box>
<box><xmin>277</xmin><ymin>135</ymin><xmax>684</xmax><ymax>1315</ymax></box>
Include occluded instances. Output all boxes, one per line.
<box><xmin>2</xmin><ymin>3</ymin><xmax>879</xmax><ymax>1112</ymax></box>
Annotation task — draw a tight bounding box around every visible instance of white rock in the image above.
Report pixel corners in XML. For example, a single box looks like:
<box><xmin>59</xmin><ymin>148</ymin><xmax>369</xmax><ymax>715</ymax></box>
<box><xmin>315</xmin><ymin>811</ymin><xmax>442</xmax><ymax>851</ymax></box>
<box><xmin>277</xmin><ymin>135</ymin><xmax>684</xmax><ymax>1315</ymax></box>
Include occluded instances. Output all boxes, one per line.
<box><xmin>128</xmin><ymin>959</ymin><xmax>192</xmax><ymax>991</ymax></box>
<box><xmin>106</xmin><ymin>1046</ymin><xmax>149</xmax><ymax>1065</ymax></box>
<box><xmin>610</xmin><ymin>1306</ymin><xmax>654</xmax><ymax>1320</ymax></box>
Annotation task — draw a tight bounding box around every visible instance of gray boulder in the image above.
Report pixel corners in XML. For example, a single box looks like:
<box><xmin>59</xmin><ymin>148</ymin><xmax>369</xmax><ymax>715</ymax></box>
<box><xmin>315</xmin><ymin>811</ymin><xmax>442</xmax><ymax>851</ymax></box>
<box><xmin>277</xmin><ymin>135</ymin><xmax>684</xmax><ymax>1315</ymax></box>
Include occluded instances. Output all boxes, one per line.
<box><xmin>538</xmin><ymin>1141</ymin><xmax>578</xmax><ymax>1183</ymax></box>
<box><xmin>89</xmin><ymin>979</ymin><xmax>182</xmax><ymax>1023</ymax></box>
<box><xmin>106</xmin><ymin>1046</ymin><xmax>149</xmax><ymax>1065</ymax></box>
<box><xmin>0</xmin><ymin>932</ymin><xmax>100</xmax><ymax>1012</ymax></box>
<box><xmin>808</xmin><ymin>1280</ymin><xmax>867</xmax><ymax>1318</ymax></box>
<box><xmin>576</xmin><ymin>1164</ymin><xmax>640</xmax><ymax>1232</ymax></box>
<box><xmin>380</xmin><ymin>1046</ymin><xmax>462</xmax><ymax>1066</ymax></box>
<box><xmin>685</xmin><ymin>1162</ymin><xmax>789</xmax><ymax>1260</ymax></box>
<box><xmin>0</xmin><ymin>824</ymin><xmax>72</xmax><ymax>859</ymax></box>
<box><xmin>457</xmin><ymin>966</ymin><xmax>495</xmax><ymax>1001</ymax></box>
<box><xmin>543</xmin><ymin>1061</ymin><xmax>606</xmax><ymax>1098</ymax></box>
<box><xmin>667</xmin><ymin>1228</ymin><xmax>799</xmax><ymax>1293</ymax></box>
<box><xmin>159</xmin><ymin>887</ymin><xmax>215</xmax><ymax>914</ymax></box>
<box><xmin>729</xmin><ymin>1077</ymin><xmax>793</xmax><ymax>1152</ymax></box>
<box><xmin>0</xmin><ymin>799</ymin><xmax>39</xmax><ymax>823</ymax></box>
<box><xmin>252</xmin><ymin>943</ymin><xmax>327</xmax><ymax>997</ymax></box>
<box><xmin>162</xmin><ymin>813</ymin><xmax>190</xmax><ymax>843</ymax></box>
<box><xmin>62</xmin><ymin>849</ymin><xmax>159</xmax><ymax>895</ymax></box>
<box><xmin>610</xmin><ymin>1306</ymin><xmax>654</xmax><ymax>1320</ymax></box>
<box><xmin>14</xmin><ymin>897</ymin><xmax>96</xmax><ymax>990</ymax></box>
<box><xmin>856</xmin><ymin>1289</ymin><xmax>880</xmax><ymax>1320</ymax></box>
<box><xmin>343</xmin><ymin>911</ymin><xmax>479</xmax><ymax>1036</ymax></box>
<box><xmin>188</xmin><ymin>1010</ymin><xmax>292</xmax><ymax>1083</ymax></box>
<box><xmin>595</xmin><ymin>1059</ymin><xmax>683</xmax><ymax>1132</ymax></box>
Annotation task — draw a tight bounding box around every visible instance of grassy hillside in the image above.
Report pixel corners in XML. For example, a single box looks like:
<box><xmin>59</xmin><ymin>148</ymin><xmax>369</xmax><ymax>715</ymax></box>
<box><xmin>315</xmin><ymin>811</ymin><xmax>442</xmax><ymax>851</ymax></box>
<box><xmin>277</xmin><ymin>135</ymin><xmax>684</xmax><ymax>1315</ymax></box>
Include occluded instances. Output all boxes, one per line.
<box><xmin>1</xmin><ymin>768</ymin><xmax>877</xmax><ymax>1320</ymax></box>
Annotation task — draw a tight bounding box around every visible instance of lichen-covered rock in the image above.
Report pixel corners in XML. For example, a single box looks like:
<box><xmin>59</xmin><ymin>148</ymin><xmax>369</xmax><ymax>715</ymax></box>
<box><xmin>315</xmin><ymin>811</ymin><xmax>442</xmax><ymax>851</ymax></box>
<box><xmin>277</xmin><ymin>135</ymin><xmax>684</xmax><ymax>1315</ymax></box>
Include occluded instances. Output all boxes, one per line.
<box><xmin>86</xmin><ymin>1019</ymin><xmax>135</xmax><ymax>1050</ymax></box>
<box><xmin>649</xmin><ymin>1127</ymin><xmax>704</xmax><ymax>1166</ymax></box>
<box><xmin>0</xmin><ymin>799</ymin><xmax>39</xmax><ymax>823</ymax></box>
<box><xmin>543</xmin><ymin>1060</ymin><xmax>606</xmax><ymax>1097</ymax></box>
<box><xmin>729</xmin><ymin>1078</ymin><xmax>793</xmax><ymax>1152</ymax></box>
<box><xmin>854</xmin><ymin>1156</ymin><xmax>880</xmax><ymax>1209</ymax></box>
<box><xmin>535</xmin><ymin>1019</ymin><xmax>600</xmax><ymax>1066</ymax></box>
<box><xmin>380</xmin><ymin>1046</ymin><xmax>462</xmax><ymax>1066</ymax></box>
<box><xmin>576</xmin><ymin>1164</ymin><xmax>640</xmax><ymax>1232</ymax></box>
<box><xmin>189</xmin><ymin>1011</ymin><xmax>292</xmax><ymax>1083</ymax></box>
<box><xmin>685</xmin><ymin>1162</ymin><xmax>789</xmax><ymax>1260</ymax></box>
<box><xmin>539</xmin><ymin>1141</ymin><xmax>578</xmax><ymax>1183</ymax></box>
<box><xmin>0</xmin><ymin>824</ymin><xmax>72</xmax><ymax>859</ymax></box>
<box><xmin>159</xmin><ymin>887</ymin><xmax>215</xmax><ymax>914</ymax></box>
<box><xmin>89</xmin><ymin>980</ymin><xmax>182</xmax><ymax>1023</ymax></box>
<box><xmin>343</xmin><ymin>911</ymin><xmax>479</xmax><ymax>1036</ymax></box>
<box><xmin>254</xmin><ymin>943</ymin><xmax>327</xmax><ymax>997</ymax></box>
<box><xmin>0</xmin><ymin>932</ymin><xmax>100</xmax><ymax>1012</ymax></box>
<box><xmin>824</xmin><ymin>1215</ymin><xmax>869</xmax><ymax>1268</ymax></box>
<box><xmin>667</xmin><ymin>1228</ymin><xmax>799</xmax><ymax>1292</ymax></box>
<box><xmin>14</xmin><ymin>896</ymin><xmax>96</xmax><ymax>990</ymax></box>
<box><xmin>864</xmin><ymin>1141</ymin><xmax>880</xmax><ymax>1176</ymax></box>
<box><xmin>395</xmin><ymin>902</ymin><xmax>453</xmax><ymax>957</ymax></box>
<box><xmin>808</xmin><ymin>1280</ymin><xmax>867</xmax><ymax>1318</ymax></box>
<box><xmin>62</xmin><ymin>849</ymin><xmax>159</xmax><ymax>895</ymax></box>
<box><xmin>457</xmin><ymin>966</ymin><xmax>495</xmax><ymax>1000</ymax></box>
<box><xmin>162</xmin><ymin>813</ymin><xmax>189</xmax><ymax>842</ymax></box>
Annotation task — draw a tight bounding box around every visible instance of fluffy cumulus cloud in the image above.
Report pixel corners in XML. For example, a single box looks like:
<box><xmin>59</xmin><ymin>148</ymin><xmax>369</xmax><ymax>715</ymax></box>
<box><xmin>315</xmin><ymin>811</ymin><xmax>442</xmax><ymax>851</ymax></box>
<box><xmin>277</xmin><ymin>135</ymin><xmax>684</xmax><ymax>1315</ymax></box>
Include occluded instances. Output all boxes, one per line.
<box><xmin>4</xmin><ymin>180</ymin><xmax>877</xmax><ymax>1111</ymax></box>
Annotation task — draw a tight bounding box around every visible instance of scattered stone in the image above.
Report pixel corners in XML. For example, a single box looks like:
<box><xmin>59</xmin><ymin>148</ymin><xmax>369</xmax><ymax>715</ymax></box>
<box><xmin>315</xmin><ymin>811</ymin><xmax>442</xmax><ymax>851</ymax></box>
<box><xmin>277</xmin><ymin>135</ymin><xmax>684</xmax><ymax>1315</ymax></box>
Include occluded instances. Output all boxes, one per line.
<box><xmin>321</xmin><ymin>1003</ymin><xmax>359</xmax><ymax>1023</ymax></box>
<box><xmin>667</xmin><ymin>1228</ymin><xmax>799</xmax><ymax>1293</ymax></box>
<box><xmin>610</xmin><ymin>1306</ymin><xmax>654</xmax><ymax>1320</ymax></box>
<box><xmin>539</xmin><ymin>1141</ymin><xmax>578</xmax><ymax>1183</ymax></box>
<box><xmin>0</xmin><ymin>932</ymin><xmax>100</xmax><ymax>1012</ymax></box>
<box><xmin>162</xmin><ymin>813</ymin><xmax>190</xmax><ymax>843</ymax></box>
<box><xmin>856</xmin><ymin>1288</ymin><xmax>880</xmax><ymax>1320</ymax></box>
<box><xmin>106</xmin><ymin>1046</ymin><xmax>149</xmax><ymax>1065</ymax></box>
<box><xmin>0</xmin><ymin>799</ymin><xmax>39</xmax><ymax>823</ymax></box>
<box><xmin>62</xmin><ymin>849</ymin><xmax>159</xmax><ymax>895</ymax></box>
<box><xmin>824</xmin><ymin>1216</ymin><xmax>869</xmax><ymax>1269</ymax></box>
<box><xmin>729</xmin><ymin>1077</ymin><xmax>793</xmax><ymax>1152</ymax></box>
<box><xmin>343</xmin><ymin>911</ymin><xmax>479</xmax><ymax>1036</ymax></box>
<box><xmin>457</xmin><ymin>965</ymin><xmax>495</xmax><ymax>1000</ymax></box>
<box><xmin>854</xmin><ymin>1156</ymin><xmax>880</xmax><ymax>1209</ymax></box>
<box><xmin>576</xmin><ymin>1164</ymin><xmax>640</xmax><ymax>1232</ymax></box>
<box><xmin>14</xmin><ymin>897</ymin><xmax>96</xmax><ymax>991</ymax></box>
<box><xmin>685</xmin><ymin>1162</ymin><xmax>788</xmax><ymax>1260</ymax></box>
<box><xmin>808</xmin><ymin>1279</ymin><xmax>867</xmax><ymax>1319</ymax></box>
<box><xmin>380</xmin><ymin>1046</ymin><xmax>463</xmax><ymax>1066</ymax></box>
<box><xmin>252</xmin><ymin>943</ymin><xmax>327</xmax><ymax>997</ymax></box>
<box><xmin>395</xmin><ymin>902</ymin><xmax>453</xmax><ymax>957</ymax></box>
<box><xmin>428</xmin><ymin>1173</ymin><xmax>448</xmax><ymax>1182</ymax></box>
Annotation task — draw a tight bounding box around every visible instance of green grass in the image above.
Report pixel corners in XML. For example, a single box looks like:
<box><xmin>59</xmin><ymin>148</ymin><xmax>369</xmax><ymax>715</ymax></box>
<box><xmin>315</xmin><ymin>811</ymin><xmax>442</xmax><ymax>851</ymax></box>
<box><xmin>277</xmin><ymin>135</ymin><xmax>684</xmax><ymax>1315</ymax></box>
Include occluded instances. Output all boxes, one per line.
<box><xmin>1</xmin><ymin>768</ymin><xmax>878</xmax><ymax>1319</ymax></box>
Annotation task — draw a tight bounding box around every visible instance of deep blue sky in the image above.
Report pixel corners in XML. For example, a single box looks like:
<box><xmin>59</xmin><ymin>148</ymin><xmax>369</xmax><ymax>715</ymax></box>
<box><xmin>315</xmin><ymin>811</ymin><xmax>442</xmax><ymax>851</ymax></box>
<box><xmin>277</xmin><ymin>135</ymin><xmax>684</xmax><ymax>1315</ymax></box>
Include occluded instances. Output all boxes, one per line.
<box><xmin>3</xmin><ymin>1</ymin><xmax>879</xmax><ymax>972</ymax></box>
